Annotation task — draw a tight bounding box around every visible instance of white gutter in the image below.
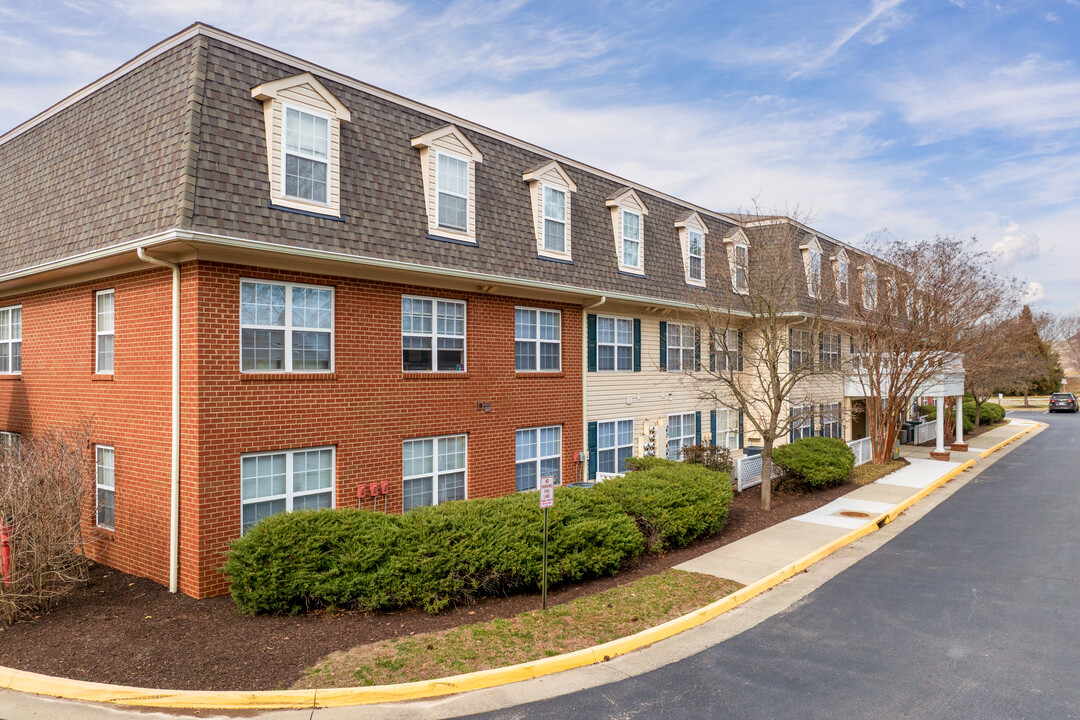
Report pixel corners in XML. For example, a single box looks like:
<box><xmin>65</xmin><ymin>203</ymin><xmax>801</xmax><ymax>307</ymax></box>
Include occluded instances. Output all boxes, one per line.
<box><xmin>136</xmin><ymin>248</ymin><xmax>181</xmax><ymax>594</ymax></box>
<box><xmin>582</xmin><ymin>296</ymin><xmax>606</xmax><ymax>482</ymax></box>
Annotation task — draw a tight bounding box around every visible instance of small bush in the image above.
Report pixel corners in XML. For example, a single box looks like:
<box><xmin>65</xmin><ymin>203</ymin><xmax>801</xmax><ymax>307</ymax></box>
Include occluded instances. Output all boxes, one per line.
<box><xmin>225</xmin><ymin>486</ymin><xmax>644</xmax><ymax>615</ymax></box>
<box><xmin>679</xmin><ymin>443</ymin><xmax>734</xmax><ymax>474</ymax></box>
<box><xmin>596</xmin><ymin>458</ymin><xmax>733</xmax><ymax>552</ymax></box>
<box><xmin>917</xmin><ymin>401</ymin><xmax>1004</xmax><ymax>427</ymax></box>
<box><xmin>772</xmin><ymin>437</ymin><xmax>855</xmax><ymax>489</ymax></box>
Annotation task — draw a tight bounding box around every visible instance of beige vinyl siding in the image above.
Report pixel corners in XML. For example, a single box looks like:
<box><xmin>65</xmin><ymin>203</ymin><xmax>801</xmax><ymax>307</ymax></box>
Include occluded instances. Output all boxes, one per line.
<box><xmin>278</xmin><ymin>83</ymin><xmax>336</xmax><ymax>113</ymax></box>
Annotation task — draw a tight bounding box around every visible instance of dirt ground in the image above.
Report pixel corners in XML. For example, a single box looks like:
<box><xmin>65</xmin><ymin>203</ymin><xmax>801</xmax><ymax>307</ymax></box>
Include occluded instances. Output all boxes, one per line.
<box><xmin>0</xmin><ymin>482</ymin><xmax>856</xmax><ymax>691</ymax></box>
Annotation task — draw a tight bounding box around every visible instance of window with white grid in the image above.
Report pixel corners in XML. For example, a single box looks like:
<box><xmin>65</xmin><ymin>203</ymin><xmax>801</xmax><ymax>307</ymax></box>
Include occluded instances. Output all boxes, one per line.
<box><xmin>516</xmin><ymin>426</ymin><xmax>562</xmax><ymax>491</ymax></box>
<box><xmin>403</xmin><ymin>435</ymin><xmax>467</xmax><ymax>510</ymax></box>
<box><xmin>0</xmin><ymin>306</ymin><xmax>22</xmax><ymax>375</ymax></box>
<box><xmin>515</xmin><ymin>308</ymin><xmax>561</xmax><ymax>372</ymax></box>
<box><xmin>667</xmin><ymin>323</ymin><xmax>696</xmax><ymax>372</ymax></box>
<box><xmin>667</xmin><ymin>412</ymin><xmax>696</xmax><ymax>460</ymax></box>
<box><xmin>715</xmin><ymin>408</ymin><xmax>740</xmax><ymax>451</ymax></box>
<box><xmin>241</xmin><ymin>447</ymin><xmax>334</xmax><ymax>534</ymax></box>
<box><xmin>597</xmin><ymin>316</ymin><xmax>634</xmax><ymax>372</ymax></box>
<box><xmin>96</xmin><ymin>290</ymin><xmax>114</xmax><ymax>374</ymax></box>
<box><xmin>96</xmin><ymin>445</ymin><xmax>115</xmax><ymax>530</ymax></box>
<box><xmin>240</xmin><ymin>280</ymin><xmax>333</xmax><ymax>372</ymax></box>
<box><xmin>402</xmin><ymin>296</ymin><xmax>466</xmax><ymax>372</ymax></box>
<box><xmin>597</xmin><ymin>419</ymin><xmax>634</xmax><ymax>475</ymax></box>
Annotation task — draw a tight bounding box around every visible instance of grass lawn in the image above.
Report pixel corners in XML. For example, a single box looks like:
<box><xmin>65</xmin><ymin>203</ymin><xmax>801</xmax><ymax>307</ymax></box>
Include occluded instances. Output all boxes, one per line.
<box><xmin>997</xmin><ymin>395</ymin><xmax>1050</xmax><ymax>410</ymax></box>
<box><xmin>850</xmin><ymin>459</ymin><xmax>909</xmax><ymax>486</ymax></box>
<box><xmin>293</xmin><ymin>569</ymin><xmax>739</xmax><ymax>689</ymax></box>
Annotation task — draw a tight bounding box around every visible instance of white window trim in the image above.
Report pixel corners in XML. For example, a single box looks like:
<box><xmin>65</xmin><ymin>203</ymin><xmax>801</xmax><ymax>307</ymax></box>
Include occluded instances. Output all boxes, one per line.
<box><xmin>790</xmin><ymin>328</ymin><xmax>812</xmax><ymax>372</ymax></box>
<box><xmin>596</xmin><ymin>418</ymin><xmax>635</xmax><ymax>476</ymax></box>
<box><xmin>516</xmin><ymin>425</ymin><xmax>562</xmax><ymax>491</ymax></box>
<box><xmin>667</xmin><ymin>411</ymin><xmax>697</xmax><ymax>460</ymax></box>
<box><xmin>515</xmin><ymin>306</ymin><xmax>561</xmax><ymax>372</ymax></box>
<box><xmin>863</xmin><ymin>267</ymin><xmax>878</xmax><ymax>310</ymax></box>
<box><xmin>0</xmin><ymin>431</ymin><xmax>19</xmax><ymax>448</ymax></box>
<box><xmin>835</xmin><ymin>252</ymin><xmax>850</xmax><ymax>305</ymax></box>
<box><xmin>731</xmin><ymin>243</ymin><xmax>749</xmax><ymax>294</ymax></box>
<box><xmin>96</xmin><ymin>444</ymin><xmax>115</xmax><ymax>530</ymax></box>
<box><xmin>596</xmin><ymin>315</ymin><xmax>634</xmax><ymax>372</ymax></box>
<box><xmin>542</xmin><ymin>183</ymin><xmax>569</xmax><ymax>255</ymax></box>
<box><xmin>687</xmin><ymin>229</ymin><xmax>705</xmax><ymax>284</ymax></box>
<box><xmin>435</xmin><ymin>148</ymin><xmax>471</xmax><ymax>235</ymax></box>
<box><xmin>403</xmin><ymin>434</ymin><xmax>469</xmax><ymax>508</ymax></box>
<box><xmin>620</xmin><ymin>209</ymin><xmax>644</xmax><ymax>273</ymax></box>
<box><xmin>820</xmin><ymin>332</ymin><xmax>841</xmax><ymax>370</ymax></box>
<box><xmin>715</xmin><ymin>327</ymin><xmax>740</xmax><ymax>372</ymax></box>
<box><xmin>821</xmin><ymin>402</ymin><xmax>842</xmax><ymax>439</ymax></box>
<box><xmin>96</xmin><ymin>289</ymin><xmax>114</xmax><ymax>375</ymax></box>
<box><xmin>279</xmin><ymin>102</ymin><xmax>333</xmax><ymax>209</ymax></box>
<box><xmin>0</xmin><ymin>304</ymin><xmax>22</xmax><ymax>376</ymax></box>
<box><xmin>791</xmin><ymin>405</ymin><xmax>814</xmax><ymax>441</ymax></box>
<box><xmin>715</xmin><ymin>408</ymin><xmax>739</xmax><ymax>451</ymax></box>
<box><xmin>402</xmin><ymin>294</ymin><xmax>467</xmax><ymax>373</ymax></box>
<box><xmin>239</xmin><ymin>279</ymin><xmax>335</xmax><ymax>374</ymax></box>
<box><xmin>667</xmin><ymin>322</ymin><xmax>696</xmax><ymax>373</ymax></box>
<box><xmin>240</xmin><ymin>446</ymin><xmax>336</xmax><ymax>535</ymax></box>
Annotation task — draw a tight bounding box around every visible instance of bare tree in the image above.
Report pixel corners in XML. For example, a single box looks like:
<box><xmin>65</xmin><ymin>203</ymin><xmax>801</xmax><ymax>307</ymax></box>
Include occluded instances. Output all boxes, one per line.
<box><xmin>683</xmin><ymin>209</ymin><xmax>843</xmax><ymax>510</ymax></box>
<box><xmin>0</xmin><ymin>421</ymin><xmax>97</xmax><ymax>625</ymax></box>
<box><xmin>844</xmin><ymin>235</ymin><xmax>1016</xmax><ymax>464</ymax></box>
<box><xmin>964</xmin><ymin>314</ymin><xmax>1028</xmax><ymax>426</ymax></box>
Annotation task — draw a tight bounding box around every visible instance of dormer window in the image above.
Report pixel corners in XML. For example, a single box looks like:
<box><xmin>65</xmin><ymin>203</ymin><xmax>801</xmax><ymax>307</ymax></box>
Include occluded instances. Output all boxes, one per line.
<box><xmin>251</xmin><ymin>73</ymin><xmax>351</xmax><ymax>218</ymax></box>
<box><xmin>675</xmin><ymin>212</ymin><xmax>708</xmax><ymax>287</ymax></box>
<box><xmin>834</xmin><ymin>249</ymin><xmax>850</xmax><ymax>305</ymax></box>
<box><xmin>412</xmin><ymin>125</ymin><xmax>483</xmax><ymax>244</ymax></box>
<box><xmin>722</xmin><ymin>228</ymin><xmax>750</xmax><ymax>294</ymax></box>
<box><xmin>862</xmin><ymin>264</ymin><xmax>878</xmax><ymax>309</ymax></box>
<box><xmin>800</xmin><ymin>235</ymin><xmax>823</xmax><ymax>298</ymax></box>
<box><xmin>523</xmin><ymin>161</ymin><xmax>577</xmax><ymax>260</ymax></box>
<box><xmin>606</xmin><ymin>188</ymin><xmax>649</xmax><ymax>275</ymax></box>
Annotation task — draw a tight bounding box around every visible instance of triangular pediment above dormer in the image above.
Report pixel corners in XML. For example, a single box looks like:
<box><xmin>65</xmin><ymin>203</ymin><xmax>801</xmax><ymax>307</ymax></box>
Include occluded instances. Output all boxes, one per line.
<box><xmin>674</xmin><ymin>211</ymin><xmax>709</xmax><ymax>234</ymax></box>
<box><xmin>722</xmin><ymin>227</ymin><xmax>749</xmax><ymax>245</ymax></box>
<box><xmin>604</xmin><ymin>187</ymin><xmax>649</xmax><ymax>215</ymax></box>
<box><xmin>799</xmin><ymin>234</ymin><xmax>822</xmax><ymax>252</ymax></box>
<box><xmin>521</xmin><ymin>160</ymin><xmax>577</xmax><ymax>193</ymax></box>
<box><xmin>834</xmin><ymin>248</ymin><xmax>849</xmax><ymax>263</ymax></box>
<box><xmin>410</xmin><ymin>124</ymin><xmax>483</xmax><ymax>162</ymax></box>
<box><xmin>251</xmin><ymin>72</ymin><xmax>351</xmax><ymax>122</ymax></box>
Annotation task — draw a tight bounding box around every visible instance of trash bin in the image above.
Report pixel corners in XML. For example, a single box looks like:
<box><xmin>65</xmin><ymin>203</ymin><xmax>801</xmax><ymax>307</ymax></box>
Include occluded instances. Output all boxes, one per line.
<box><xmin>743</xmin><ymin>446</ymin><xmax>763</xmax><ymax>457</ymax></box>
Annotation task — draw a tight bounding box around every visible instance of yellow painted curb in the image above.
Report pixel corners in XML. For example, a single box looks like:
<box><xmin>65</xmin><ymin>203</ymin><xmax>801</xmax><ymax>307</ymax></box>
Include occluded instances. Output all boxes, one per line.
<box><xmin>978</xmin><ymin>419</ymin><xmax>1043</xmax><ymax>458</ymax></box>
<box><xmin>1</xmin><ymin>434</ymin><xmax>1033</xmax><ymax>710</ymax></box>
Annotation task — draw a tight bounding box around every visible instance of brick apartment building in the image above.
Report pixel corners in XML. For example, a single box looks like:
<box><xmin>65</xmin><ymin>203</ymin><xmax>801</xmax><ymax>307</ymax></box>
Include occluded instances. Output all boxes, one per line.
<box><xmin>0</xmin><ymin>24</ymin><xmax>879</xmax><ymax>598</ymax></box>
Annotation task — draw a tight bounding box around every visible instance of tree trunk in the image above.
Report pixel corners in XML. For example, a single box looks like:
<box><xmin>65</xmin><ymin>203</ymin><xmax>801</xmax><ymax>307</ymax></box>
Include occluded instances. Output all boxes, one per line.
<box><xmin>760</xmin><ymin>441</ymin><xmax>773</xmax><ymax>511</ymax></box>
<box><xmin>1023</xmin><ymin>389</ymin><xmax>1031</xmax><ymax>407</ymax></box>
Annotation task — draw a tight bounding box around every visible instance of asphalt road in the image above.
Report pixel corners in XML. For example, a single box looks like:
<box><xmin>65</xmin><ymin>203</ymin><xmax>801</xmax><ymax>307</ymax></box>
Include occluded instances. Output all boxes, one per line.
<box><xmin>465</xmin><ymin>412</ymin><xmax>1080</xmax><ymax>720</ymax></box>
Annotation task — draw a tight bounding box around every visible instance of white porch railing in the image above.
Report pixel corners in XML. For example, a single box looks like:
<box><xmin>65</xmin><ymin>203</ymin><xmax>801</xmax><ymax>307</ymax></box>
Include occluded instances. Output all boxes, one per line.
<box><xmin>913</xmin><ymin>421</ymin><xmax>937</xmax><ymax>446</ymax></box>
<box><xmin>847</xmin><ymin>437</ymin><xmax>872</xmax><ymax>467</ymax></box>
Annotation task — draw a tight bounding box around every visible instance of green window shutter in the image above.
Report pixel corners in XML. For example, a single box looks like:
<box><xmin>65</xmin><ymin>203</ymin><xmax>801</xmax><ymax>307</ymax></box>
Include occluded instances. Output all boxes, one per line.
<box><xmin>789</xmin><ymin>407</ymin><xmax>795</xmax><ymax>443</ymax></box>
<box><xmin>738</xmin><ymin>411</ymin><xmax>745</xmax><ymax>449</ymax></box>
<box><xmin>659</xmin><ymin>321</ymin><xmax>668</xmax><ymax>371</ymax></box>
<box><xmin>709</xmin><ymin>339</ymin><xmax>716</xmax><ymax>372</ymax></box>
<box><xmin>695</xmin><ymin>411</ymin><xmax>702</xmax><ymax>445</ymax></box>
<box><xmin>710</xmin><ymin>410</ymin><xmax>717</xmax><ymax>447</ymax></box>
<box><xmin>588</xmin><ymin>421</ymin><xmax>598</xmax><ymax>480</ymax></box>
<box><xmin>694</xmin><ymin>327</ymin><xmax>701</xmax><ymax>371</ymax></box>
<box><xmin>788</xmin><ymin>327</ymin><xmax>793</xmax><ymax>369</ymax></box>
<box><xmin>818</xmin><ymin>332</ymin><xmax>825</xmax><ymax>368</ymax></box>
<box><xmin>737</xmin><ymin>330</ymin><xmax>744</xmax><ymax>371</ymax></box>
<box><xmin>587</xmin><ymin>314</ymin><xmax>597</xmax><ymax>373</ymax></box>
<box><xmin>810</xmin><ymin>410</ymin><xmax>816</xmax><ymax>437</ymax></box>
<box><xmin>633</xmin><ymin>318</ymin><xmax>642</xmax><ymax>372</ymax></box>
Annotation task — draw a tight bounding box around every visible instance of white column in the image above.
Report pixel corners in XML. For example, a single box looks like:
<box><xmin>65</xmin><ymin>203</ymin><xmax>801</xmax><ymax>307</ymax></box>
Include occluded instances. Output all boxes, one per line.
<box><xmin>935</xmin><ymin>396</ymin><xmax>946</xmax><ymax>453</ymax></box>
<box><xmin>955</xmin><ymin>395</ymin><xmax>964</xmax><ymax>445</ymax></box>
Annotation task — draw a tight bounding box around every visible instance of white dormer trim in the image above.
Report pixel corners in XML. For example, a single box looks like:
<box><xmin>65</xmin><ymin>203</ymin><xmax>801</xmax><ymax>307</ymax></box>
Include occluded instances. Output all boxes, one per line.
<box><xmin>523</xmin><ymin>161</ymin><xmax>577</xmax><ymax>261</ymax></box>
<box><xmin>722</xmin><ymin>228</ymin><xmax>750</xmax><ymax>295</ymax></box>
<box><xmin>832</xmin><ymin>248</ymin><xmax>850</xmax><ymax>305</ymax></box>
<box><xmin>411</xmin><ymin>124</ymin><xmax>483</xmax><ymax>244</ymax></box>
<box><xmin>861</xmin><ymin>260</ymin><xmax>878</xmax><ymax>310</ymax></box>
<box><xmin>674</xmin><ymin>212</ymin><xmax>708</xmax><ymax>287</ymax></box>
<box><xmin>606</xmin><ymin>188</ymin><xmax>649</xmax><ymax>275</ymax></box>
<box><xmin>251</xmin><ymin>73</ymin><xmax>351</xmax><ymax>218</ymax></box>
<box><xmin>799</xmin><ymin>234</ymin><xmax>823</xmax><ymax>299</ymax></box>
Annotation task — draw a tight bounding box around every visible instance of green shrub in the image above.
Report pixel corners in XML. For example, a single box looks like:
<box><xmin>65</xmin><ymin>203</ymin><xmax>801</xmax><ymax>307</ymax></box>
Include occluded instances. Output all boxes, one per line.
<box><xmin>679</xmin><ymin>443</ymin><xmax>734</xmax><ymax>474</ymax></box>
<box><xmin>596</xmin><ymin>458</ymin><xmax>733</xmax><ymax>552</ymax></box>
<box><xmin>918</xmin><ymin>401</ymin><xmax>1004</xmax><ymax>427</ymax></box>
<box><xmin>225</xmin><ymin>487</ymin><xmax>643</xmax><ymax>616</ymax></box>
<box><xmin>772</xmin><ymin>437</ymin><xmax>855</xmax><ymax>489</ymax></box>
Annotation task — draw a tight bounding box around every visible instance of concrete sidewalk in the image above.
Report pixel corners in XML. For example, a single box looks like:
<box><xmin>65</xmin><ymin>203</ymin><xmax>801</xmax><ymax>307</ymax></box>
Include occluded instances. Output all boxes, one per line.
<box><xmin>675</xmin><ymin>418</ymin><xmax>1038</xmax><ymax>586</ymax></box>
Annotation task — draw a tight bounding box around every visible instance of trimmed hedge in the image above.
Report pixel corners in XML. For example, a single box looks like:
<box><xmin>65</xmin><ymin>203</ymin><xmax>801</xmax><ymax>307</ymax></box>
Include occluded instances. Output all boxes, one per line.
<box><xmin>920</xmin><ymin>400</ymin><xmax>1005</xmax><ymax>428</ymax></box>
<box><xmin>773</xmin><ymin>437</ymin><xmax>855</xmax><ymax>489</ymax></box>
<box><xmin>225</xmin><ymin>486</ymin><xmax>644</xmax><ymax>615</ymax></box>
<box><xmin>597</xmin><ymin>458</ymin><xmax>733</xmax><ymax>552</ymax></box>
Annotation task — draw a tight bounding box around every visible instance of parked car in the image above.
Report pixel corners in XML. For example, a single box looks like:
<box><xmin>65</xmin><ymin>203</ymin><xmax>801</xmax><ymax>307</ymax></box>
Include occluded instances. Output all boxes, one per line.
<box><xmin>1049</xmin><ymin>393</ymin><xmax>1078</xmax><ymax>413</ymax></box>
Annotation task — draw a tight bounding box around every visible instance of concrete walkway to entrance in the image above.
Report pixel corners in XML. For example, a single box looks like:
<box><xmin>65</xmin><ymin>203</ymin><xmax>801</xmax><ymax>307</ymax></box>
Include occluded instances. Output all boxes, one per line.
<box><xmin>675</xmin><ymin>418</ymin><xmax>1037</xmax><ymax>586</ymax></box>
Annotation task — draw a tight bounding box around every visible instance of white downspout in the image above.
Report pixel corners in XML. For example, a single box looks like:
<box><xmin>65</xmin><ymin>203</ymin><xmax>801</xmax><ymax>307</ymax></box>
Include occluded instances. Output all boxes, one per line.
<box><xmin>137</xmin><ymin>248</ymin><xmax>181</xmax><ymax>593</ymax></box>
<box><xmin>582</xmin><ymin>296</ymin><xmax>606</xmax><ymax>482</ymax></box>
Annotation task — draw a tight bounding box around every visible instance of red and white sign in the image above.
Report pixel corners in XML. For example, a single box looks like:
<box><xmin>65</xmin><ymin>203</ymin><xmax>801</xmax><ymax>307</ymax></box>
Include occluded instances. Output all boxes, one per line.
<box><xmin>539</xmin><ymin>475</ymin><xmax>555</xmax><ymax>508</ymax></box>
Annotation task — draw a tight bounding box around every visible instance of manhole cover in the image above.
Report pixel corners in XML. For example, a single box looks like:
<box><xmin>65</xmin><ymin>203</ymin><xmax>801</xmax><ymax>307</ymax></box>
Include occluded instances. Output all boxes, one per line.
<box><xmin>837</xmin><ymin>510</ymin><xmax>871</xmax><ymax>518</ymax></box>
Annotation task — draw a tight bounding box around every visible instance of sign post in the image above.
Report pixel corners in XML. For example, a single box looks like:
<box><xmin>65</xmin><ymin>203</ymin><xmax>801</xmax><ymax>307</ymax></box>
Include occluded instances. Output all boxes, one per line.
<box><xmin>539</xmin><ymin>475</ymin><xmax>555</xmax><ymax>610</ymax></box>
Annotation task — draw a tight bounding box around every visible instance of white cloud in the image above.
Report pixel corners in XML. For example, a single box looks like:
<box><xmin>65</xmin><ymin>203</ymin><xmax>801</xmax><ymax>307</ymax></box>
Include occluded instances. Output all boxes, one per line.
<box><xmin>991</xmin><ymin>223</ymin><xmax>1042</xmax><ymax>265</ymax></box>
<box><xmin>1023</xmin><ymin>281</ymin><xmax>1047</xmax><ymax>304</ymax></box>
<box><xmin>789</xmin><ymin>0</ymin><xmax>909</xmax><ymax>79</ymax></box>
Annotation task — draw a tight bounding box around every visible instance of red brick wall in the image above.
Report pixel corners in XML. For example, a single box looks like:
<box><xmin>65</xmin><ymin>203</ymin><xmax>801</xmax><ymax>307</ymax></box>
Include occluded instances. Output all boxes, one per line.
<box><xmin>0</xmin><ymin>268</ymin><xmax>175</xmax><ymax>587</ymax></box>
<box><xmin>190</xmin><ymin>262</ymin><xmax>583</xmax><ymax>597</ymax></box>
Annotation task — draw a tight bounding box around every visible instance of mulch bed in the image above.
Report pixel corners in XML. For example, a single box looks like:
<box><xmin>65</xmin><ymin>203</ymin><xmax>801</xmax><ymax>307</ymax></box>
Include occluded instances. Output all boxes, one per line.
<box><xmin>0</xmin><ymin>483</ymin><xmax>855</xmax><ymax>692</ymax></box>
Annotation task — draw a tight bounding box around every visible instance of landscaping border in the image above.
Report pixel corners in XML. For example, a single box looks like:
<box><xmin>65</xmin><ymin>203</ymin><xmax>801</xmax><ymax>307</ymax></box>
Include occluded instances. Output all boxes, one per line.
<box><xmin>0</xmin><ymin>420</ymin><xmax>1044</xmax><ymax>710</ymax></box>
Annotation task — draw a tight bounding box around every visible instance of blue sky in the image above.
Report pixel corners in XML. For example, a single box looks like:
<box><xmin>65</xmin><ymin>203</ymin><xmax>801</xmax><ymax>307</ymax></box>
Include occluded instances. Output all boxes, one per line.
<box><xmin>2</xmin><ymin>0</ymin><xmax>1078</xmax><ymax>312</ymax></box>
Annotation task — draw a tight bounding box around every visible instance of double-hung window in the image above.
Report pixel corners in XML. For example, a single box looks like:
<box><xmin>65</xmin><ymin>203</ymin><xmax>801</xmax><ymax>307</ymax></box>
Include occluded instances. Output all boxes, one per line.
<box><xmin>96</xmin><ymin>445</ymin><xmax>115</xmax><ymax>530</ymax></box>
<box><xmin>621</xmin><ymin>210</ymin><xmax>642</xmax><ymax>270</ymax></box>
<box><xmin>597</xmin><ymin>419</ymin><xmax>634</xmax><ymax>475</ymax></box>
<box><xmin>283</xmin><ymin>106</ymin><xmax>330</xmax><ymax>205</ymax></box>
<box><xmin>0</xmin><ymin>431</ymin><xmax>19</xmax><ymax>449</ymax></box>
<box><xmin>403</xmin><ymin>434</ymin><xmax>467</xmax><ymax>510</ymax></box>
<box><xmin>543</xmin><ymin>186</ymin><xmax>567</xmax><ymax>253</ymax></box>
<box><xmin>667</xmin><ymin>323</ymin><xmax>696</xmax><ymax>372</ymax></box>
<box><xmin>0</xmin><ymin>305</ymin><xmax>22</xmax><ymax>375</ymax></box>
<box><xmin>667</xmin><ymin>412</ymin><xmax>696</xmax><ymax>460</ymax></box>
<box><xmin>596</xmin><ymin>316</ymin><xmax>634</xmax><ymax>372</ymax></box>
<box><xmin>240</xmin><ymin>280</ymin><xmax>333</xmax><ymax>372</ymax></box>
<box><xmin>791</xmin><ymin>405</ymin><xmax>814</xmax><ymax>441</ymax></box>
<box><xmin>515</xmin><ymin>308</ymin><xmax>560</xmax><ymax>372</ymax></box>
<box><xmin>819</xmin><ymin>332</ymin><xmax>841</xmax><ymax>370</ymax></box>
<box><xmin>863</xmin><ymin>269</ymin><xmax>878</xmax><ymax>309</ymax></box>
<box><xmin>96</xmin><ymin>289</ymin><xmax>114</xmax><ymax>374</ymax></box>
<box><xmin>688</xmin><ymin>230</ymin><xmax>704</xmax><ymax>282</ymax></box>
<box><xmin>715</xmin><ymin>328</ymin><xmax>740</xmax><ymax>372</ymax></box>
<box><xmin>402</xmin><ymin>296</ymin><xmax>466</xmax><ymax>372</ymax></box>
<box><xmin>437</xmin><ymin>152</ymin><xmax>470</xmax><ymax>232</ymax></box>
<box><xmin>715</xmin><ymin>408</ymin><xmax>739</xmax><ymax>451</ymax></box>
<box><xmin>241</xmin><ymin>447</ymin><xmax>334</xmax><ymax>534</ymax></box>
<box><xmin>821</xmin><ymin>402</ymin><xmax>841</xmax><ymax>439</ymax></box>
<box><xmin>808</xmin><ymin>250</ymin><xmax>821</xmax><ymax>297</ymax></box>
<box><xmin>515</xmin><ymin>426</ymin><xmax>562</xmax><ymax>491</ymax></box>
<box><xmin>789</xmin><ymin>329</ymin><xmax>812</xmax><ymax>371</ymax></box>
<box><xmin>837</xmin><ymin>261</ymin><xmax>849</xmax><ymax>304</ymax></box>
<box><xmin>733</xmin><ymin>244</ymin><xmax>748</xmax><ymax>293</ymax></box>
